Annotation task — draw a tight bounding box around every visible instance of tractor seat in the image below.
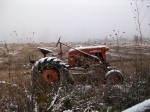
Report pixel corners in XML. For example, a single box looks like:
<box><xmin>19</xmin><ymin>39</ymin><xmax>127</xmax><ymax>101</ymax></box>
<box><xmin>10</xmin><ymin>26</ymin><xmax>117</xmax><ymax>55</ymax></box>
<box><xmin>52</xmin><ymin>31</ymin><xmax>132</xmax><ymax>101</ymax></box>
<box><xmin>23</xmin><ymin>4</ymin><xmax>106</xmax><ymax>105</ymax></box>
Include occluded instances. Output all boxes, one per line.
<box><xmin>37</xmin><ymin>47</ymin><xmax>52</xmax><ymax>57</ymax></box>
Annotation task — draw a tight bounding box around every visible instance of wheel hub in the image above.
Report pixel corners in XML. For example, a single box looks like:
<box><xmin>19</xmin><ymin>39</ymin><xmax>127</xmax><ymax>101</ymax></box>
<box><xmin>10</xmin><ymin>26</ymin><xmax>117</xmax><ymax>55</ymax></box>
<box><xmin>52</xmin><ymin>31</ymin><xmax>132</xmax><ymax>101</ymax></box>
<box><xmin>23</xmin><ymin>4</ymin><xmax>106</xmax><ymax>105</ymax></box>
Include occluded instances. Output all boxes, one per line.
<box><xmin>43</xmin><ymin>70</ymin><xmax>58</xmax><ymax>83</ymax></box>
<box><xmin>108</xmin><ymin>75</ymin><xmax>119</xmax><ymax>84</ymax></box>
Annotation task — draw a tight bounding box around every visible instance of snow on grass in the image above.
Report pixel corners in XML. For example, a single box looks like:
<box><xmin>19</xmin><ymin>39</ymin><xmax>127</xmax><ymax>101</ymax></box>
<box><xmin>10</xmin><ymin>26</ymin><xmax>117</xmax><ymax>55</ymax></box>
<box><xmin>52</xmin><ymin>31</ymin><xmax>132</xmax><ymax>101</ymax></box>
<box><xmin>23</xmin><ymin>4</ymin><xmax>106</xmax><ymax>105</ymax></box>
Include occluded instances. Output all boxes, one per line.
<box><xmin>8</xmin><ymin>51</ymin><xmax>18</xmax><ymax>56</ymax></box>
<box><xmin>34</xmin><ymin>102</ymin><xmax>38</xmax><ymax>112</ymax></box>
<box><xmin>0</xmin><ymin>80</ymin><xmax>6</xmax><ymax>84</ymax></box>
<box><xmin>122</xmin><ymin>99</ymin><xmax>150</xmax><ymax>112</ymax></box>
<box><xmin>63</xmin><ymin>110</ymin><xmax>73</xmax><ymax>112</ymax></box>
<box><xmin>47</xmin><ymin>87</ymin><xmax>62</xmax><ymax>111</ymax></box>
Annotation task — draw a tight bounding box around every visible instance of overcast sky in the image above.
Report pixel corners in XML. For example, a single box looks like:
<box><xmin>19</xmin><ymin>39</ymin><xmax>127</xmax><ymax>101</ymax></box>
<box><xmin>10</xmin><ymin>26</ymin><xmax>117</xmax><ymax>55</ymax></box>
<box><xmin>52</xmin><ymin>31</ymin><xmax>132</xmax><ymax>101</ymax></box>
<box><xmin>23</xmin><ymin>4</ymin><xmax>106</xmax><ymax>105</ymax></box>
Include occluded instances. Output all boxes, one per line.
<box><xmin>0</xmin><ymin>0</ymin><xmax>150</xmax><ymax>43</ymax></box>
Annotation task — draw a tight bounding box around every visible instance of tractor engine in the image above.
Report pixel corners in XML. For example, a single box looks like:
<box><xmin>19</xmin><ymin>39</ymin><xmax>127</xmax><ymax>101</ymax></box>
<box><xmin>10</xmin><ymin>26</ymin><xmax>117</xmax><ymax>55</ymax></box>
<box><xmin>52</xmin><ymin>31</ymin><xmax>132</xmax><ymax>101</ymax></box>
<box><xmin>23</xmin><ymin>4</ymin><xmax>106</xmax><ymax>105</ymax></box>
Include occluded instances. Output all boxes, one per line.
<box><xmin>67</xmin><ymin>45</ymin><xmax>109</xmax><ymax>68</ymax></box>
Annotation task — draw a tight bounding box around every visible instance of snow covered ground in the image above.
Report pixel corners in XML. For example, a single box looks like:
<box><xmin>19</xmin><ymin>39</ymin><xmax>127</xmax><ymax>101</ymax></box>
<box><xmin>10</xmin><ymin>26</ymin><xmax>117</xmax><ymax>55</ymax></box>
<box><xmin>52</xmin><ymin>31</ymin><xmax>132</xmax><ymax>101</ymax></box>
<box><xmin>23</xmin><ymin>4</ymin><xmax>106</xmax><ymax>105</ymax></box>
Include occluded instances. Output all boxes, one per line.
<box><xmin>123</xmin><ymin>99</ymin><xmax>150</xmax><ymax>112</ymax></box>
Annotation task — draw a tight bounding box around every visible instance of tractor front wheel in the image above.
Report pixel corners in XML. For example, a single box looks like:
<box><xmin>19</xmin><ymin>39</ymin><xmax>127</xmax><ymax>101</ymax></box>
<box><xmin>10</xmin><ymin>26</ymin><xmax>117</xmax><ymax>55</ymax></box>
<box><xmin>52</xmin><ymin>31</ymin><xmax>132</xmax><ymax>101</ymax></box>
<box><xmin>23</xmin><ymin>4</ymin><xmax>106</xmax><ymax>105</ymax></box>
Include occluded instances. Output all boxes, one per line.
<box><xmin>105</xmin><ymin>70</ymin><xmax>124</xmax><ymax>85</ymax></box>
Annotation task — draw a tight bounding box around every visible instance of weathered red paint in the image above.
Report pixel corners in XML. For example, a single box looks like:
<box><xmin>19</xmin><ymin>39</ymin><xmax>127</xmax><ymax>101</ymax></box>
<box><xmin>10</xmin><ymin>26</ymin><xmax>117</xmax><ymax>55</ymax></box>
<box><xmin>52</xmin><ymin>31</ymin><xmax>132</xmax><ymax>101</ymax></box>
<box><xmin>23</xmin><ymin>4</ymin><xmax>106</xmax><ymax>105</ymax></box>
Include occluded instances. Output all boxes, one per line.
<box><xmin>43</xmin><ymin>70</ymin><xmax>58</xmax><ymax>83</ymax></box>
<box><xmin>67</xmin><ymin>46</ymin><xmax>109</xmax><ymax>67</ymax></box>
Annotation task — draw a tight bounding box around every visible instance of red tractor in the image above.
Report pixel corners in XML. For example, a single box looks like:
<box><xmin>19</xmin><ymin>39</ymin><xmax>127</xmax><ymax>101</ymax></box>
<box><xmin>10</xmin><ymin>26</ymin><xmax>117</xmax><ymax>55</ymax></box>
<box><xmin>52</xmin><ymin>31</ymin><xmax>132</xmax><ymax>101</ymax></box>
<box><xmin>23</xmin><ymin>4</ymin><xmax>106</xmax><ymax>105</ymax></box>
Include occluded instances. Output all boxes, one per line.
<box><xmin>32</xmin><ymin>38</ymin><xmax>124</xmax><ymax>110</ymax></box>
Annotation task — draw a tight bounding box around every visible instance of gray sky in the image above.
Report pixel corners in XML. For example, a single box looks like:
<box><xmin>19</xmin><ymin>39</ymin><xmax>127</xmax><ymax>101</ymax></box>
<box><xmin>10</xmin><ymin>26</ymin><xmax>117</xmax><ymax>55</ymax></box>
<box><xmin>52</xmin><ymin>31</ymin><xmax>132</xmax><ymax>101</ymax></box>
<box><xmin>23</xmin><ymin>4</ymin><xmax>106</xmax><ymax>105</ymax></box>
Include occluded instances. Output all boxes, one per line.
<box><xmin>0</xmin><ymin>0</ymin><xmax>150</xmax><ymax>43</ymax></box>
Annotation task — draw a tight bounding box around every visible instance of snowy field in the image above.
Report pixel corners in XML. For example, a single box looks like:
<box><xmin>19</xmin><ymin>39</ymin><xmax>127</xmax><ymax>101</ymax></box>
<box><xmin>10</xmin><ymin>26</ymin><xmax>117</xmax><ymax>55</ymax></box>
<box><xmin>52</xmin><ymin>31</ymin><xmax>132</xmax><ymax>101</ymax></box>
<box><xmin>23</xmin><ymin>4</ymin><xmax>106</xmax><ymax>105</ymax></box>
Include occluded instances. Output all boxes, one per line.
<box><xmin>0</xmin><ymin>43</ymin><xmax>150</xmax><ymax>111</ymax></box>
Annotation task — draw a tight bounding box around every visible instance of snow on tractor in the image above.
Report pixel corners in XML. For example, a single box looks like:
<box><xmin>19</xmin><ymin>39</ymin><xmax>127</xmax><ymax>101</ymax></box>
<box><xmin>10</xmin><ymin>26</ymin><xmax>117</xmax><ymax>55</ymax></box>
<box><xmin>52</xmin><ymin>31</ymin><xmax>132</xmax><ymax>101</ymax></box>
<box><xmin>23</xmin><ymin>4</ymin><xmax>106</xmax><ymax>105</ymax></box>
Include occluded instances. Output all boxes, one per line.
<box><xmin>31</xmin><ymin>38</ymin><xmax>124</xmax><ymax>111</ymax></box>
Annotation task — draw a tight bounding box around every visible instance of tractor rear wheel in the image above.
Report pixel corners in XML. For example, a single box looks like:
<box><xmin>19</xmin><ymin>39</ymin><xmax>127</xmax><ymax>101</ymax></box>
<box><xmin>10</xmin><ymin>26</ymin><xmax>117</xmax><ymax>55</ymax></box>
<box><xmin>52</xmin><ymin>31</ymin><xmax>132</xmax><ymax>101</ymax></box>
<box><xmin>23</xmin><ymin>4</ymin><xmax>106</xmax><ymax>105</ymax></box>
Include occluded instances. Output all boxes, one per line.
<box><xmin>105</xmin><ymin>70</ymin><xmax>124</xmax><ymax>85</ymax></box>
<box><xmin>32</xmin><ymin>57</ymin><xmax>72</xmax><ymax>111</ymax></box>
